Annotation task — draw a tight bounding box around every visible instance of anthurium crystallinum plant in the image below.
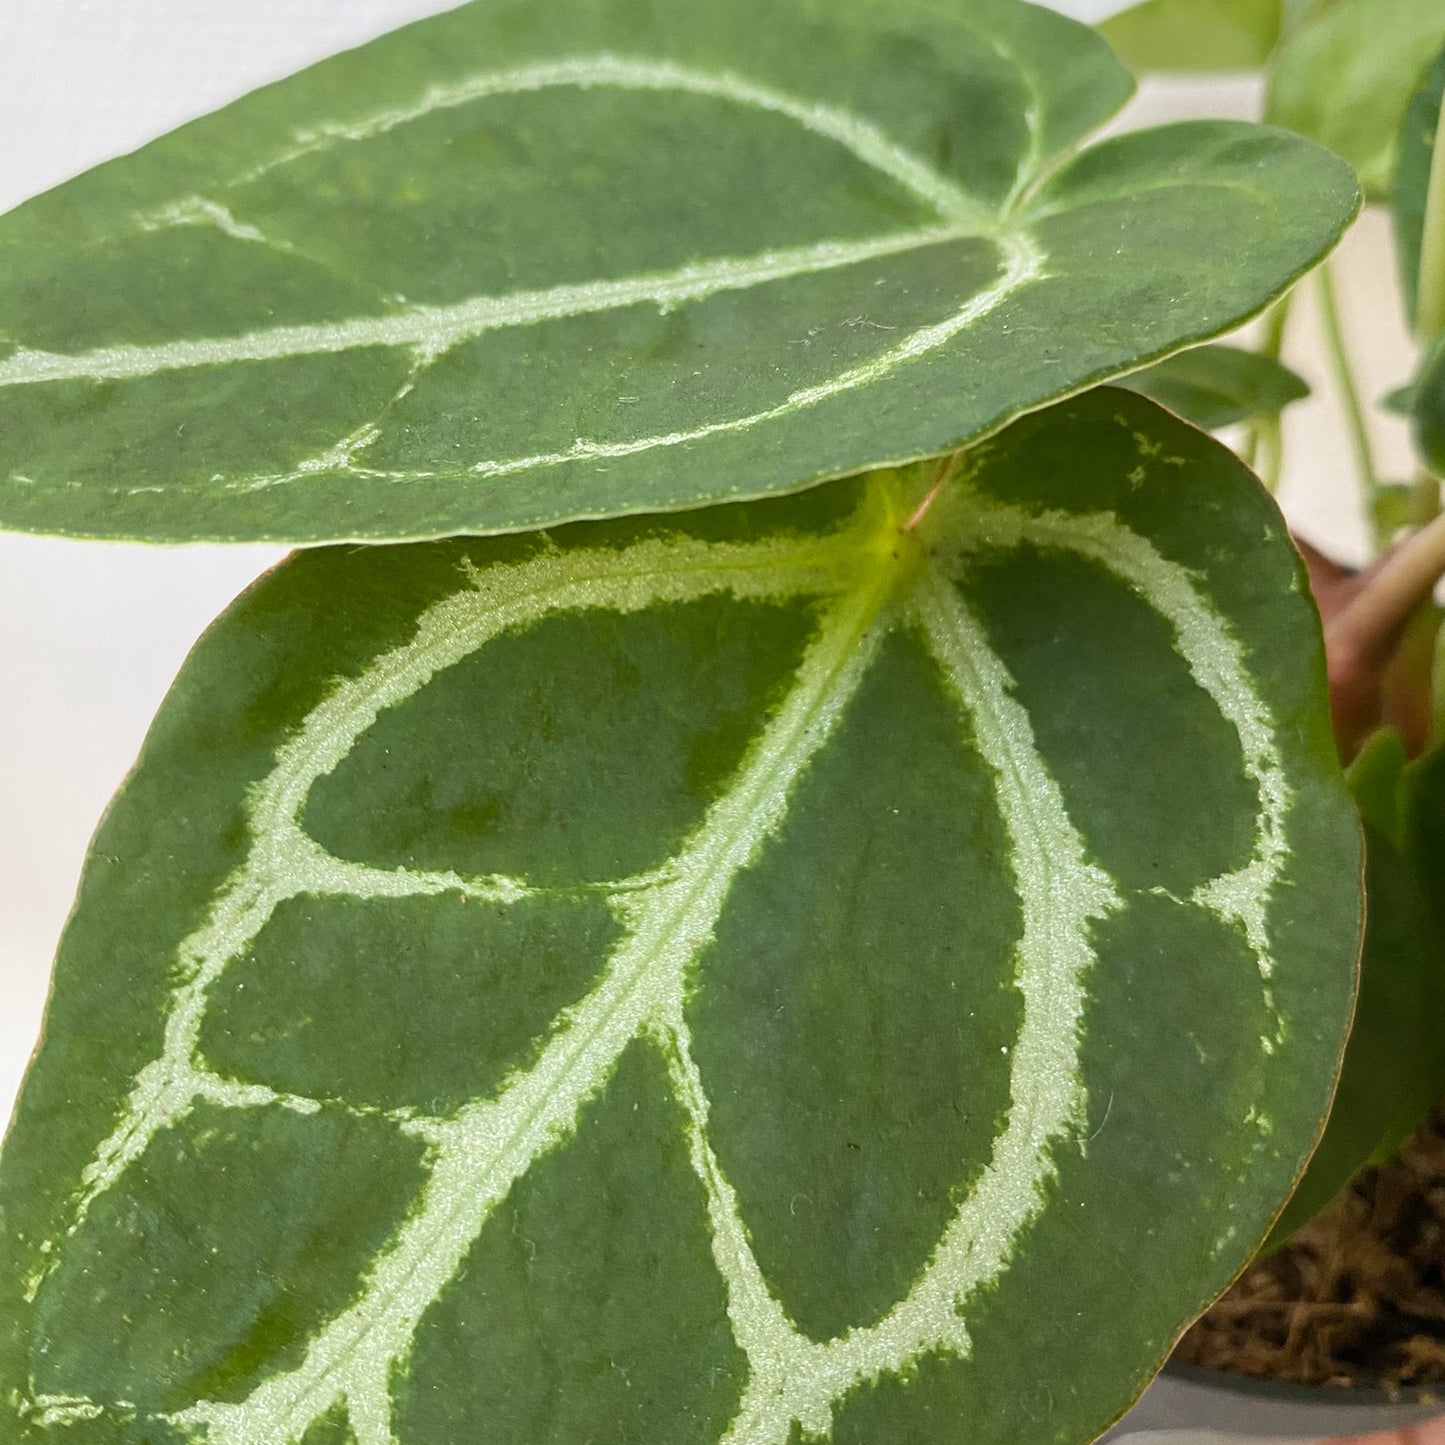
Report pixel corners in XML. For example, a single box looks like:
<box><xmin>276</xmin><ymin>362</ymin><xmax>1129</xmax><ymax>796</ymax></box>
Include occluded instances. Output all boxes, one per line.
<box><xmin>0</xmin><ymin>0</ymin><xmax>1423</xmax><ymax>1442</ymax></box>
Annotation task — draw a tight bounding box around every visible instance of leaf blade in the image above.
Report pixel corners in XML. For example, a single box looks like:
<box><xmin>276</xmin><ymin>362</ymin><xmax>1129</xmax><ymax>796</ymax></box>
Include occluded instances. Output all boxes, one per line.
<box><xmin>1267</xmin><ymin>0</ymin><xmax>1445</xmax><ymax>198</ymax></box>
<box><xmin>1265</xmin><ymin>732</ymin><xmax>1445</xmax><ymax>1246</ymax></box>
<box><xmin>0</xmin><ymin>391</ymin><xmax>1361</xmax><ymax>1444</ymax></box>
<box><xmin>1392</xmin><ymin>45</ymin><xmax>1445</xmax><ymax>329</ymax></box>
<box><xmin>0</xmin><ymin>1</ymin><xmax>1358</xmax><ymax>542</ymax></box>
<box><xmin>1412</xmin><ymin>337</ymin><xmax>1445</xmax><ymax>475</ymax></box>
<box><xmin>1101</xmin><ymin>0</ymin><xmax>1283</xmax><ymax>74</ymax></box>
<box><xmin>1121</xmin><ymin>342</ymin><xmax>1310</xmax><ymax>430</ymax></box>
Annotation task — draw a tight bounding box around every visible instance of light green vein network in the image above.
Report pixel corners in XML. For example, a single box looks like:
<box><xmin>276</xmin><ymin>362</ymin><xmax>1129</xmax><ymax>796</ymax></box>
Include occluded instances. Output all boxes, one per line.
<box><xmin>0</xmin><ymin>57</ymin><xmax>1038</xmax><ymax>503</ymax></box>
<box><xmin>0</xmin><ymin>17</ymin><xmax>1358</xmax><ymax>544</ymax></box>
<box><xmin>21</xmin><ymin>470</ymin><xmax>1294</xmax><ymax>1444</ymax></box>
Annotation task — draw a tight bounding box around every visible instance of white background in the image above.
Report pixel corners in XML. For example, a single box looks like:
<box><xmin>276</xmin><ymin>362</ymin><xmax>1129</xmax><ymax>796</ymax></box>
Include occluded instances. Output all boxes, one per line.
<box><xmin>0</xmin><ymin>1</ymin><xmax>1419</xmax><ymax>1124</ymax></box>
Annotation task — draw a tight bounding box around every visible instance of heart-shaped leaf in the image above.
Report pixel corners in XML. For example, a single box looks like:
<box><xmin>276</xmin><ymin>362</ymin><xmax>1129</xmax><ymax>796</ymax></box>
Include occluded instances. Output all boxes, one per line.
<box><xmin>0</xmin><ymin>0</ymin><xmax>1357</xmax><ymax>543</ymax></box>
<box><xmin>1121</xmin><ymin>343</ymin><xmax>1309</xmax><ymax>430</ymax></box>
<box><xmin>1267</xmin><ymin>0</ymin><xmax>1445</xmax><ymax>198</ymax></box>
<box><xmin>0</xmin><ymin>390</ymin><xmax>1360</xmax><ymax>1445</ymax></box>
<box><xmin>1100</xmin><ymin>0</ymin><xmax>1284</xmax><ymax>73</ymax></box>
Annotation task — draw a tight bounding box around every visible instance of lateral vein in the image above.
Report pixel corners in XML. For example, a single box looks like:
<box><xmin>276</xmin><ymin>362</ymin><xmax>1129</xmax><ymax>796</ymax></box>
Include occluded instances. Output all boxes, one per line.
<box><xmin>941</xmin><ymin>495</ymin><xmax>1293</xmax><ymax>1041</ymax></box>
<box><xmin>222</xmin><ymin>232</ymin><xmax>1045</xmax><ymax>497</ymax></box>
<box><xmin>0</xmin><ymin>227</ymin><xmax>985</xmax><ymax>389</ymax></box>
<box><xmin>170</xmin><ymin>526</ymin><xmax>900</xmax><ymax>1445</ymax></box>
<box><xmin>703</xmin><ymin>570</ymin><xmax>1119</xmax><ymax>1445</ymax></box>
<box><xmin>248</xmin><ymin>55</ymin><xmax>991</xmax><ymax>224</ymax></box>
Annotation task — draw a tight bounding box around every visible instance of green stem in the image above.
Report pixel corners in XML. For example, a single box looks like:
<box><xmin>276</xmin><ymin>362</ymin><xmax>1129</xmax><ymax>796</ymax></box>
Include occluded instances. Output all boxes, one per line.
<box><xmin>1259</xmin><ymin>291</ymin><xmax>1292</xmax><ymax>362</ymax></box>
<box><xmin>1241</xmin><ymin>293</ymin><xmax>1293</xmax><ymax>478</ymax></box>
<box><xmin>1318</xmin><ymin>262</ymin><xmax>1380</xmax><ymax>500</ymax></box>
<box><xmin>1256</xmin><ymin>413</ymin><xmax>1285</xmax><ymax>493</ymax></box>
<box><xmin>1416</xmin><ymin>86</ymin><xmax>1445</xmax><ymax>341</ymax></box>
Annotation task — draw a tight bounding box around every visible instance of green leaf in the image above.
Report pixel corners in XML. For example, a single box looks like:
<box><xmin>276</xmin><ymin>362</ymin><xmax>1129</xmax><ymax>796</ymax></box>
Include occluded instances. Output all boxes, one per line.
<box><xmin>0</xmin><ymin>0</ymin><xmax>1357</xmax><ymax>543</ymax></box>
<box><xmin>1383</xmin><ymin>382</ymin><xmax>1418</xmax><ymax>416</ymax></box>
<box><xmin>1378</xmin><ymin>745</ymin><xmax>1445</xmax><ymax>1127</ymax></box>
<box><xmin>1412</xmin><ymin>336</ymin><xmax>1445</xmax><ymax>474</ymax></box>
<box><xmin>1265</xmin><ymin>732</ymin><xmax>1445</xmax><ymax>1245</ymax></box>
<box><xmin>1266</xmin><ymin>0</ymin><xmax>1445</xmax><ymax>198</ymax></box>
<box><xmin>1266</xmin><ymin>821</ymin><xmax>1445</xmax><ymax>1245</ymax></box>
<box><xmin>1381</xmin><ymin>334</ymin><xmax>1445</xmax><ymax>475</ymax></box>
<box><xmin>0</xmin><ymin>391</ymin><xmax>1360</xmax><ymax>1444</ymax></box>
<box><xmin>1391</xmin><ymin>45</ymin><xmax>1445</xmax><ymax>327</ymax></box>
<box><xmin>1100</xmin><ymin>0</ymin><xmax>1283</xmax><ymax>74</ymax></box>
<box><xmin>1408</xmin><ymin>742</ymin><xmax>1445</xmax><ymax>956</ymax></box>
<box><xmin>1348</xmin><ymin>728</ymin><xmax>1411</xmax><ymax>850</ymax></box>
<box><xmin>1370</xmin><ymin>481</ymin><xmax>1418</xmax><ymax>547</ymax></box>
<box><xmin>1120</xmin><ymin>343</ymin><xmax>1309</xmax><ymax>430</ymax></box>
<box><xmin>1284</xmin><ymin>0</ymin><xmax>1345</xmax><ymax>30</ymax></box>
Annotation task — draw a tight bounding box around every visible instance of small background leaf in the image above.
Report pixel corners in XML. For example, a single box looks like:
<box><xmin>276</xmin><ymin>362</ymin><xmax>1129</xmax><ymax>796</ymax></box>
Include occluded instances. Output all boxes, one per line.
<box><xmin>1392</xmin><ymin>45</ymin><xmax>1445</xmax><ymax>325</ymax></box>
<box><xmin>1267</xmin><ymin>0</ymin><xmax>1445</xmax><ymax>197</ymax></box>
<box><xmin>1371</xmin><ymin>482</ymin><xmax>1418</xmax><ymax>547</ymax></box>
<box><xmin>1101</xmin><ymin>0</ymin><xmax>1283</xmax><ymax>73</ymax></box>
<box><xmin>1413</xmin><ymin>338</ymin><xmax>1445</xmax><ymax>474</ymax></box>
<box><xmin>1267</xmin><ymin>732</ymin><xmax>1445</xmax><ymax>1246</ymax></box>
<box><xmin>1383</xmin><ymin>383</ymin><xmax>1419</xmax><ymax>416</ymax></box>
<box><xmin>1350</xmin><ymin>728</ymin><xmax>1411</xmax><ymax>848</ymax></box>
<box><xmin>1408</xmin><ymin>743</ymin><xmax>1445</xmax><ymax>958</ymax></box>
<box><xmin>1121</xmin><ymin>343</ymin><xmax>1309</xmax><ymax>430</ymax></box>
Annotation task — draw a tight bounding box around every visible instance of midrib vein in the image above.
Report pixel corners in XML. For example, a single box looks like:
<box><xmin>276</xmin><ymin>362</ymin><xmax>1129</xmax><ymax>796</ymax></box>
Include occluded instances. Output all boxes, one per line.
<box><xmin>894</xmin><ymin>568</ymin><xmax>1120</xmax><ymax>1331</ymax></box>
<box><xmin>174</xmin><ymin>562</ymin><xmax>901</xmax><ymax>1445</ymax></box>
<box><xmin>0</xmin><ymin>226</ymin><xmax>988</xmax><ymax>389</ymax></box>
<box><xmin>58</xmin><ymin>530</ymin><xmax>867</xmax><ymax>1281</ymax></box>
<box><xmin>658</xmin><ymin>563</ymin><xmax>1121</xmax><ymax>1445</ymax></box>
<box><xmin>36</xmin><ymin>489</ymin><xmax>1306</xmax><ymax>1435</ymax></box>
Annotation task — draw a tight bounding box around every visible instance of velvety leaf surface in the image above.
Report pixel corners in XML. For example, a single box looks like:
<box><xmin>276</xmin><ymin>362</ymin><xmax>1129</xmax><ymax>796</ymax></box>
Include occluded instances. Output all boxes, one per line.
<box><xmin>1121</xmin><ymin>343</ymin><xmax>1309</xmax><ymax>430</ymax></box>
<box><xmin>0</xmin><ymin>0</ymin><xmax>1358</xmax><ymax>542</ymax></box>
<box><xmin>1100</xmin><ymin>0</ymin><xmax>1283</xmax><ymax>73</ymax></box>
<box><xmin>1267</xmin><ymin>0</ymin><xmax>1445</xmax><ymax>198</ymax></box>
<box><xmin>0</xmin><ymin>391</ymin><xmax>1360</xmax><ymax>1445</ymax></box>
